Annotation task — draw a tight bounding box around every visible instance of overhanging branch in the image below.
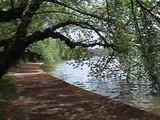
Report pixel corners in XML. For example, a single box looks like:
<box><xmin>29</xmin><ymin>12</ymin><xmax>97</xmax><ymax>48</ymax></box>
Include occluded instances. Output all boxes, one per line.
<box><xmin>26</xmin><ymin>30</ymin><xmax>114</xmax><ymax>49</ymax></box>
<box><xmin>0</xmin><ymin>0</ymin><xmax>29</xmax><ymax>22</ymax></box>
<box><xmin>136</xmin><ymin>0</ymin><xmax>160</xmax><ymax>24</ymax></box>
<box><xmin>50</xmin><ymin>21</ymin><xmax>115</xmax><ymax>48</ymax></box>
<box><xmin>0</xmin><ymin>8</ymin><xmax>24</xmax><ymax>22</ymax></box>
<box><xmin>47</xmin><ymin>0</ymin><xmax>111</xmax><ymax>23</ymax></box>
<box><xmin>0</xmin><ymin>21</ymin><xmax>115</xmax><ymax>49</ymax></box>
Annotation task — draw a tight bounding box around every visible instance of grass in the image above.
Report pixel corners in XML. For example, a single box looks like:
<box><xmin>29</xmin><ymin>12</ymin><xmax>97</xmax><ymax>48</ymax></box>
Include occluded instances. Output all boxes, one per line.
<box><xmin>0</xmin><ymin>75</ymin><xmax>16</xmax><ymax>99</ymax></box>
<box><xmin>0</xmin><ymin>100</ymin><xmax>7</xmax><ymax>120</ymax></box>
<box><xmin>0</xmin><ymin>75</ymin><xmax>16</xmax><ymax>120</ymax></box>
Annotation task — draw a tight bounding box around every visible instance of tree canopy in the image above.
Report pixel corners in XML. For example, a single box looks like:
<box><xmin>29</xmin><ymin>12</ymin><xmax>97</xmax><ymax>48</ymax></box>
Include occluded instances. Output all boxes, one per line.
<box><xmin>0</xmin><ymin>0</ymin><xmax>160</xmax><ymax>92</ymax></box>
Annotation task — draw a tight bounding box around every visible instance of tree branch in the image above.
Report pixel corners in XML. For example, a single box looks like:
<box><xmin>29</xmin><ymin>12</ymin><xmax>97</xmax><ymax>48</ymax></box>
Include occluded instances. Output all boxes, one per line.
<box><xmin>47</xmin><ymin>0</ymin><xmax>111</xmax><ymax>23</ymax></box>
<box><xmin>10</xmin><ymin>0</ymin><xmax>14</xmax><ymax>9</ymax></box>
<box><xmin>0</xmin><ymin>21</ymin><xmax>115</xmax><ymax>49</ymax></box>
<box><xmin>0</xmin><ymin>8</ymin><xmax>24</xmax><ymax>22</ymax></box>
<box><xmin>15</xmin><ymin>0</ymin><xmax>43</xmax><ymax>39</ymax></box>
<box><xmin>51</xmin><ymin>21</ymin><xmax>115</xmax><ymax>48</ymax></box>
<box><xmin>26</xmin><ymin>30</ymin><xmax>76</xmax><ymax>48</ymax></box>
<box><xmin>75</xmin><ymin>42</ymin><xmax>114</xmax><ymax>48</ymax></box>
<box><xmin>34</xmin><ymin>10</ymin><xmax>76</xmax><ymax>16</ymax></box>
<box><xmin>0</xmin><ymin>38</ymin><xmax>14</xmax><ymax>47</ymax></box>
<box><xmin>26</xmin><ymin>29</ymin><xmax>114</xmax><ymax>49</ymax></box>
<box><xmin>0</xmin><ymin>0</ymin><xmax>29</xmax><ymax>22</ymax></box>
<box><xmin>136</xmin><ymin>0</ymin><xmax>160</xmax><ymax>24</ymax></box>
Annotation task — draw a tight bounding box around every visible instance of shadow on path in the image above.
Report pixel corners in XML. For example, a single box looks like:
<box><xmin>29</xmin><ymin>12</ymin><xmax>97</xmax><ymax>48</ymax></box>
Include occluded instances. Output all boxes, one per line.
<box><xmin>4</xmin><ymin>63</ymin><xmax>160</xmax><ymax>120</ymax></box>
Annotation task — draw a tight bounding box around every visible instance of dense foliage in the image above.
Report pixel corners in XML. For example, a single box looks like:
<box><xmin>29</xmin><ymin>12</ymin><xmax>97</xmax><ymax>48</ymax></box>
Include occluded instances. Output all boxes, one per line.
<box><xmin>0</xmin><ymin>0</ymin><xmax>159</xmax><ymax>93</ymax></box>
<box><xmin>29</xmin><ymin>38</ymin><xmax>88</xmax><ymax>65</ymax></box>
<box><xmin>0</xmin><ymin>76</ymin><xmax>16</xmax><ymax>99</ymax></box>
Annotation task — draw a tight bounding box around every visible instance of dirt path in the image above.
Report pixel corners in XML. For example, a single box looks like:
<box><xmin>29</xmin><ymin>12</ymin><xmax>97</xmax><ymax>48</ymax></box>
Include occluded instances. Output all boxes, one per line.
<box><xmin>5</xmin><ymin>63</ymin><xmax>160</xmax><ymax>120</ymax></box>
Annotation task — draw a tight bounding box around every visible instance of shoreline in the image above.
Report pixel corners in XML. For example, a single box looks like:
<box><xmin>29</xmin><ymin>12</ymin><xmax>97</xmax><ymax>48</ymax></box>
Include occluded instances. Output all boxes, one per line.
<box><xmin>3</xmin><ymin>63</ymin><xmax>160</xmax><ymax>120</ymax></box>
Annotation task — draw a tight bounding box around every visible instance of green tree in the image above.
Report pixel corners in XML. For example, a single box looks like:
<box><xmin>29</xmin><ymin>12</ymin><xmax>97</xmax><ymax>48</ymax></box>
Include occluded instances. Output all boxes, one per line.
<box><xmin>0</xmin><ymin>0</ymin><xmax>159</xmax><ymax>92</ymax></box>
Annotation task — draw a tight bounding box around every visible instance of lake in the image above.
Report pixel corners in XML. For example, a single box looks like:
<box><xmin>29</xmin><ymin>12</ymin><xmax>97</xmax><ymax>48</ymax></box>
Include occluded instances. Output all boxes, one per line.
<box><xmin>52</xmin><ymin>60</ymin><xmax>160</xmax><ymax>116</ymax></box>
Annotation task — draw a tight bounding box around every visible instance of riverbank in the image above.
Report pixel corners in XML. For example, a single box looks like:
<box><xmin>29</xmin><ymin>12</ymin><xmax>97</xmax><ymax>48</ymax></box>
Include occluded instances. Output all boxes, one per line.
<box><xmin>3</xmin><ymin>63</ymin><xmax>160</xmax><ymax>120</ymax></box>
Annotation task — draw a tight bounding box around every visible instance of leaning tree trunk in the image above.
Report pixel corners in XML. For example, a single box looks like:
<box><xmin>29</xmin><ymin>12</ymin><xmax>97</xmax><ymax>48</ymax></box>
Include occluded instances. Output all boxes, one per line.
<box><xmin>0</xmin><ymin>42</ymin><xmax>26</xmax><ymax>80</ymax></box>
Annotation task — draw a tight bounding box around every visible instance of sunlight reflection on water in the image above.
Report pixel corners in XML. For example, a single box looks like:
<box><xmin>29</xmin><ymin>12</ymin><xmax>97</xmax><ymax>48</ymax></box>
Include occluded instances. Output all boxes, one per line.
<box><xmin>52</xmin><ymin>60</ymin><xmax>160</xmax><ymax>115</ymax></box>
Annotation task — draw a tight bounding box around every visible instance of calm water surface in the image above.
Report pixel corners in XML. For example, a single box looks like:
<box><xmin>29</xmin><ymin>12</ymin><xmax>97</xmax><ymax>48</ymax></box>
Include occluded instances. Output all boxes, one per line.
<box><xmin>52</xmin><ymin>60</ymin><xmax>160</xmax><ymax>115</ymax></box>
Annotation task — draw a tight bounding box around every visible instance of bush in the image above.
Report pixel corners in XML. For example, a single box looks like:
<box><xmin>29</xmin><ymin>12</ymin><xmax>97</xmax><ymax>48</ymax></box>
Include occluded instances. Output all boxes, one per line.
<box><xmin>29</xmin><ymin>38</ymin><xmax>89</xmax><ymax>65</ymax></box>
<box><xmin>0</xmin><ymin>76</ymin><xmax>16</xmax><ymax>99</ymax></box>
